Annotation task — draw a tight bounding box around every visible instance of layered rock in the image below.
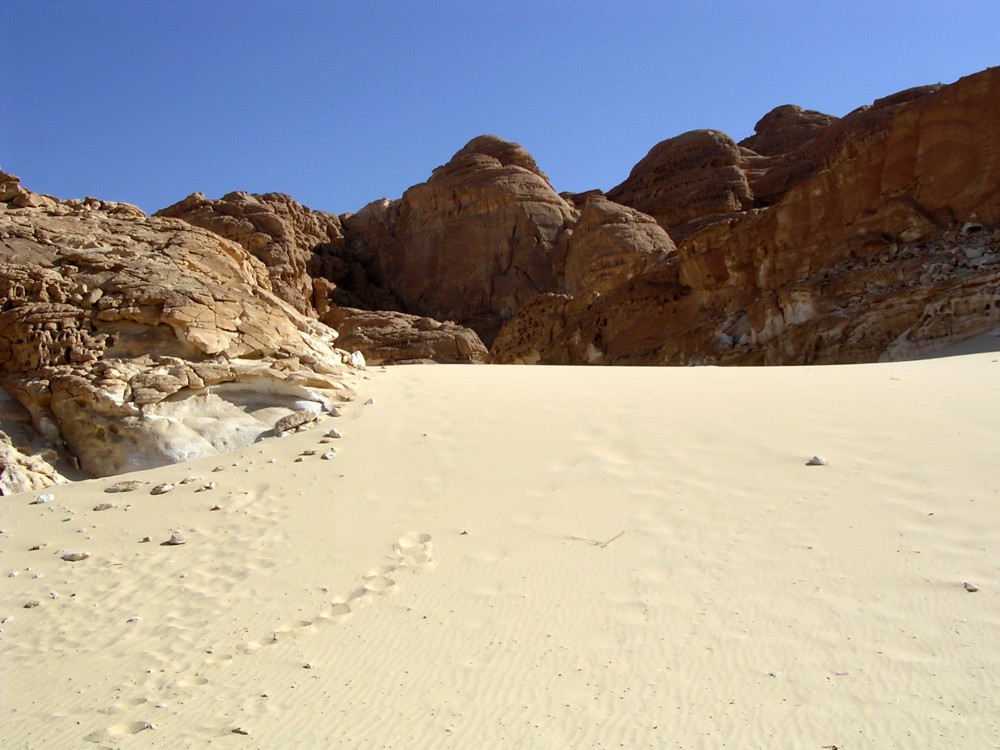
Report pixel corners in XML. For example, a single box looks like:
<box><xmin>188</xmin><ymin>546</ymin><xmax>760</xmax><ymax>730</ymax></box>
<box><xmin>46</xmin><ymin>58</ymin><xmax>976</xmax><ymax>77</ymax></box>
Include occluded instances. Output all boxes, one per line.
<box><xmin>322</xmin><ymin>307</ymin><xmax>489</xmax><ymax>365</ymax></box>
<box><xmin>495</xmin><ymin>68</ymin><xmax>1000</xmax><ymax>364</ymax></box>
<box><xmin>156</xmin><ymin>190</ymin><xmax>345</xmax><ymax>316</ymax></box>
<box><xmin>343</xmin><ymin>135</ymin><xmax>577</xmax><ymax>344</ymax></box>
<box><xmin>0</xmin><ymin>173</ymin><xmax>354</xmax><ymax>482</ymax></box>
<box><xmin>606</xmin><ymin>129</ymin><xmax>754</xmax><ymax>241</ymax></box>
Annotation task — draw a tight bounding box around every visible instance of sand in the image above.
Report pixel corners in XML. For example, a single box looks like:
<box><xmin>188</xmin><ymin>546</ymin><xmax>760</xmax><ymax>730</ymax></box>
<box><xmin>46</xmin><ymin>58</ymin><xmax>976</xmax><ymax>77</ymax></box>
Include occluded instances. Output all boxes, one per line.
<box><xmin>2</xmin><ymin>344</ymin><xmax>999</xmax><ymax>748</ymax></box>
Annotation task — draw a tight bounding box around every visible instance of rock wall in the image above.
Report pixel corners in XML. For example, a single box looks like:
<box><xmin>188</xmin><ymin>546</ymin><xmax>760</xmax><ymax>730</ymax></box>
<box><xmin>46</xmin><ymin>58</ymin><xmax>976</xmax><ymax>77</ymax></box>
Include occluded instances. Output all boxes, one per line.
<box><xmin>494</xmin><ymin>67</ymin><xmax>1000</xmax><ymax>364</ymax></box>
<box><xmin>0</xmin><ymin>173</ymin><xmax>355</xmax><ymax>484</ymax></box>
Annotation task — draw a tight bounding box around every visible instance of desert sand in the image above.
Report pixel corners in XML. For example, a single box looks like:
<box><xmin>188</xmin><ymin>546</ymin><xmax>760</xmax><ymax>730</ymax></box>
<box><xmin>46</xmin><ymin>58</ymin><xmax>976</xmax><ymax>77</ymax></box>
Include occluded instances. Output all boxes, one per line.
<box><xmin>2</xmin><ymin>340</ymin><xmax>999</xmax><ymax>749</ymax></box>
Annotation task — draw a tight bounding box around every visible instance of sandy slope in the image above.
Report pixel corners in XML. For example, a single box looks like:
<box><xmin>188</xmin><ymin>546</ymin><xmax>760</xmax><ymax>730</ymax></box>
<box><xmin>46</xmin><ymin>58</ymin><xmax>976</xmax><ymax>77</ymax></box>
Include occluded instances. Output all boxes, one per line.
<box><xmin>2</xmin><ymin>348</ymin><xmax>999</xmax><ymax>749</ymax></box>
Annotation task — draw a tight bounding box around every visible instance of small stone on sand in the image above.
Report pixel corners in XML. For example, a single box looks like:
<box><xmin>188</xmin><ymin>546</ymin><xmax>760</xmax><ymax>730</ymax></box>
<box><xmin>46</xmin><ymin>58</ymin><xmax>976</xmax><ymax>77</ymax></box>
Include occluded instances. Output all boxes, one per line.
<box><xmin>806</xmin><ymin>456</ymin><xmax>828</xmax><ymax>466</ymax></box>
<box><xmin>93</xmin><ymin>503</ymin><xmax>115</xmax><ymax>511</ymax></box>
<box><xmin>61</xmin><ymin>551</ymin><xmax>90</xmax><ymax>562</ymax></box>
<box><xmin>301</xmin><ymin>449</ymin><xmax>317</xmax><ymax>456</ymax></box>
<box><xmin>163</xmin><ymin>532</ymin><xmax>186</xmax><ymax>546</ymax></box>
<box><xmin>364</xmin><ymin>398</ymin><xmax>375</xmax><ymax>405</ymax></box>
<box><xmin>195</xmin><ymin>482</ymin><xmax>216</xmax><ymax>492</ymax></box>
<box><xmin>31</xmin><ymin>494</ymin><xmax>54</xmax><ymax>505</ymax></box>
<box><xmin>150</xmin><ymin>483</ymin><xmax>174</xmax><ymax>495</ymax></box>
<box><xmin>179</xmin><ymin>476</ymin><xmax>200</xmax><ymax>484</ymax></box>
<box><xmin>964</xmin><ymin>581</ymin><xmax>980</xmax><ymax>592</ymax></box>
<box><xmin>105</xmin><ymin>480</ymin><xmax>144</xmax><ymax>493</ymax></box>
<box><xmin>327</xmin><ymin>428</ymin><xmax>342</xmax><ymax>439</ymax></box>
<box><xmin>321</xmin><ymin>451</ymin><xmax>337</xmax><ymax>460</ymax></box>
<box><xmin>24</xmin><ymin>600</ymin><xmax>41</xmax><ymax>609</ymax></box>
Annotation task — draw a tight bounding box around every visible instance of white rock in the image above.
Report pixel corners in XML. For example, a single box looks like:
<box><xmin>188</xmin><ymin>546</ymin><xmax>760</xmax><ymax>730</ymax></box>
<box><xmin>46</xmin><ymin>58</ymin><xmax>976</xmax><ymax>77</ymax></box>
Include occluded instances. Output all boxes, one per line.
<box><xmin>321</xmin><ymin>451</ymin><xmax>337</xmax><ymax>460</ymax></box>
<box><xmin>349</xmin><ymin>351</ymin><xmax>366</xmax><ymax>369</ymax></box>
<box><xmin>164</xmin><ymin>532</ymin><xmax>186</xmax><ymax>546</ymax></box>
<box><xmin>61</xmin><ymin>551</ymin><xmax>90</xmax><ymax>562</ymax></box>
<box><xmin>31</xmin><ymin>493</ymin><xmax>54</xmax><ymax>505</ymax></box>
<box><xmin>964</xmin><ymin>581</ymin><xmax>980</xmax><ymax>592</ymax></box>
<box><xmin>327</xmin><ymin>428</ymin><xmax>342</xmax><ymax>439</ymax></box>
<box><xmin>150</xmin><ymin>483</ymin><xmax>174</xmax><ymax>495</ymax></box>
<box><xmin>805</xmin><ymin>456</ymin><xmax>828</xmax><ymax>466</ymax></box>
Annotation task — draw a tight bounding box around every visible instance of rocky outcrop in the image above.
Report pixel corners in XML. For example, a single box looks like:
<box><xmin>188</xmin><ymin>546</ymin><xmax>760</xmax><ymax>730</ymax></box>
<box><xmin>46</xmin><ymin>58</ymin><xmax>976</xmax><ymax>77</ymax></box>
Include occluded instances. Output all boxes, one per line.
<box><xmin>322</xmin><ymin>308</ymin><xmax>489</xmax><ymax>365</ymax></box>
<box><xmin>495</xmin><ymin>68</ymin><xmax>1000</xmax><ymax>365</ymax></box>
<box><xmin>343</xmin><ymin>135</ymin><xmax>577</xmax><ymax>344</ymax></box>
<box><xmin>738</xmin><ymin>104</ymin><xmax>838</xmax><ymax>157</ymax></box>
<box><xmin>156</xmin><ymin>190</ymin><xmax>344</xmax><ymax>316</ymax></box>
<box><xmin>606</xmin><ymin>130</ymin><xmax>754</xmax><ymax>242</ymax></box>
<box><xmin>0</xmin><ymin>173</ymin><xmax>355</xmax><ymax>481</ymax></box>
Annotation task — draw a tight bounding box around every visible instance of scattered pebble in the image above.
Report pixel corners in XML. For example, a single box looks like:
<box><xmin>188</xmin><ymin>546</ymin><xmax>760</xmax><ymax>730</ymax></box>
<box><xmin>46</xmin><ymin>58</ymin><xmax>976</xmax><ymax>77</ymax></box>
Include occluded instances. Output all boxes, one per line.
<box><xmin>24</xmin><ymin>600</ymin><xmax>41</xmax><ymax>609</ymax></box>
<box><xmin>140</xmin><ymin>536</ymin><xmax>152</xmax><ymax>543</ymax></box>
<box><xmin>150</xmin><ymin>483</ymin><xmax>174</xmax><ymax>495</ymax></box>
<box><xmin>330</xmin><ymin>406</ymin><xmax>343</xmax><ymax>417</ymax></box>
<box><xmin>327</xmin><ymin>428</ymin><xmax>342</xmax><ymax>439</ymax></box>
<box><xmin>212</xmin><ymin>466</ymin><xmax>225</xmax><ymax>472</ymax></box>
<box><xmin>93</xmin><ymin>503</ymin><xmax>116</xmax><ymax>512</ymax></box>
<box><xmin>232</xmin><ymin>727</ymin><xmax>250</xmax><ymax>736</ymax></box>
<box><xmin>61</xmin><ymin>552</ymin><xmax>90</xmax><ymax>562</ymax></box>
<box><xmin>195</xmin><ymin>482</ymin><xmax>216</xmax><ymax>492</ymax></box>
<box><xmin>179</xmin><ymin>476</ymin><xmax>200</xmax><ymax>484</ymax></box>
<box><xmin>210</xmin><ymin>505</ymin><xmax>222</xmax><ymax>512</ymax></box>
<box><xmin>163</xmin><ymin>532</ymin><xmax>186</xmax><ymax>546</ymax></box>
<box><xmin>8</xmin><ymin>571</ymin><xmax>18</xmax><ymax>577</ymax></box>
<box><xmin>28</xmin><ymin>544</ymin><xmax>46</xmax><ymax>551</ymax></box>
<box><xmin>321</xmin><ymin>451</ymin><xmax>337</xmax><ymax>460</ymax></box>
<box><xmin>1</xmin><ymin>616</ymin><xmax>12</xmax><ymax>624</ymax></box>
<box><xmin>806</xmin><ymin>456</ymin><xmax>828</xmax><ymax>466</ymax></box>
<box><xmin>364</xmin><ymin>398</ymin><xmax>375</xmax><ymax>405</ymax></box>
<box><xmin>303</xmin><ymin>662</ymin><xmax>314</xmax><ymax>669</ymax></box>
<box><xmin>964</xmin><ymin>581</ymin><xmax>980</xmax><ymax>592</ymax></box>
<box><xmin>301</xmin><ymin>449</ymin><xmax>317</xmax><ymax>457</ymax></box>
<box><xmin>31</xmin><ymin>494</ymin><xmax>54</xmax><ymax>505</ymax></box>
<box><xmin>105</xmin><ymin>480</ymin><xmax>144</xmax><ymax>493</ymax></box>
<box><xmin>127</xmin><ymin>616</ymin><xmax>140</xmax><ymax>623</ymax></box>
<box><xmin>295</xmin><ymin>457</ymin><xmax>304</xmax><ymax>462</ymax></box>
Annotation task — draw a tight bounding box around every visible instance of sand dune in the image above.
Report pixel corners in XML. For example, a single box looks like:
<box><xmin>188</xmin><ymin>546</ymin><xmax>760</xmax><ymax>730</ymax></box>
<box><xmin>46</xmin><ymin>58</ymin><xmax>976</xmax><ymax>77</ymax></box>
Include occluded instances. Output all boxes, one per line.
<box><xmin>2</xmin><ymin>350</ymin><xmax>999</xmax><ymax>748</ymax></box>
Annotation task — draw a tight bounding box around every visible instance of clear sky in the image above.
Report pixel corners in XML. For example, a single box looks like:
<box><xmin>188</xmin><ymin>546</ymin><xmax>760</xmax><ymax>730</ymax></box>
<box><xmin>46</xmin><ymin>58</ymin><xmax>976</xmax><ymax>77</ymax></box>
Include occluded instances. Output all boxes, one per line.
<box><xmin>4</xmin><ymin>1</ymin><xmax>998</xmax><ymax>216</ymax></box>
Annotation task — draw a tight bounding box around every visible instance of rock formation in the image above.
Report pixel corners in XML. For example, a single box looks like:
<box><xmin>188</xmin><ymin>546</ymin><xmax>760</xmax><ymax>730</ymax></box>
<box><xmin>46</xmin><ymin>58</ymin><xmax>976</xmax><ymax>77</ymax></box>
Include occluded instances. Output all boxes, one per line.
<box><xmin>157</xmin><ymin>189</ymin><xmax>485</xmax><ymax>364</ymax></box>
<box><xmin>342</xmin><ymin>135</ymin><xmax>577</xmax><ymax>345</ymax></box>
<box><xmin>322</xmin><ymin>308</ymin><xmax>489</xmax><ymax>365</ymax></box>
<box><xmin>495</xmin><ymin>67</ymin><xmax>1000</xmax><ymax>364</ymax></box>
<box><xmin>0</xmin><ymin>172</ymin><xmax>355</xmax><ymax>486</ymax></box>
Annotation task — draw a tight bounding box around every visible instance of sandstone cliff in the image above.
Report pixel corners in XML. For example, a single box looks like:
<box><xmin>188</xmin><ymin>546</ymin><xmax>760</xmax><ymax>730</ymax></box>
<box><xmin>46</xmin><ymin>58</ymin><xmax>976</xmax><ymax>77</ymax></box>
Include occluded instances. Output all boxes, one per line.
<box><xmin>0</xmin><ymin>172</ymin><xmax>355</xmax><ymax>486</ymax></box>
<box><xmin>494</xmin><ymin>67</ymin><xmax>1000</xmax><ymax>364</ymax></box>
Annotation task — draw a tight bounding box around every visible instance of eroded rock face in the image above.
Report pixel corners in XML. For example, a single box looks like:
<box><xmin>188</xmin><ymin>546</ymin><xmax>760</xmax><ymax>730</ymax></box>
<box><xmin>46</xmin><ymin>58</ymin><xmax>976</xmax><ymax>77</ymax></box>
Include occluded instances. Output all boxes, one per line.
<box><xmin>495</xmin><ymin>68</ymin><xmax>1000</xmax><ymax>365</ymax></box>
<box><xmin>156</xmin><ymin>190</ymin><xmax>344</xmax><ymax>316</ymax></box>
<box><xmin>606</xmin><ymin>130</ymin><xmax>754</xmax><ymax>241</ymax></box>
<box><xmin>322</xmin><ymin>307</ymin><xmax>489</xmax><ymax>365</ymax></box>
<box><xmin>344</xmin><ymin>135</ymin><xmax>577</xmax><ymax>345</ymax></box>
<box><xmin>738</xmin><ymin>104</ymin><xmax>838</xmax><ymax>157</ymax></box>
<box><xmin>0</xmin><ymin>173</ymin><xmax>354</xmax><ymax>479</ymax></box>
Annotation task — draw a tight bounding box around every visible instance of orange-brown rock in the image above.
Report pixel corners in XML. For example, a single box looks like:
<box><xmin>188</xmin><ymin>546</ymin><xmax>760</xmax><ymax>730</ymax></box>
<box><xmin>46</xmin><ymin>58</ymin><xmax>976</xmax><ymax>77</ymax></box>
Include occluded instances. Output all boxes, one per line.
<box><xmin>1</xmin><ymin>173</ymin><xmax>355</xmax><ymax>480</ymax></box>
<box><xmin>495</xmin><ymin>68</ymin><xmax>1000</xmax><ymax>365</ymax></box>
<box><xmin>156</xmin><ymin>190</ymin><xmax>344</xmax><ymax>316</ymax></box>
<box><xmin>738</xmin><ymin>104</ymin><xmax>838</xmax><ymax>157</ymax></box>
<box><xmin>344</xmin><ymin>135</ymin><xmax>577</xmax><ymax>344</ymax></box>
<box><xmin>322</xmin><ymin>308</ymin><xmax>489</xmax><ymax>365</ymax></box>
<box><xmin>606</xmin><ymin>130</ymin><xmax>754</xmax><ymax>242</ymax></box>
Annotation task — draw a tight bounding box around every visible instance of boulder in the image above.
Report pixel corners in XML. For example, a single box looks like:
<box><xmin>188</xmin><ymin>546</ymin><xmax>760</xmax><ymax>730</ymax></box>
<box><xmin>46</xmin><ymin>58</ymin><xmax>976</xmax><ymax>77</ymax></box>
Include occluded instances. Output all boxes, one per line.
<box><xmin>323</xmin><ymin>307</ymin><xmax>489</xmax><ymax>365</ymax></box>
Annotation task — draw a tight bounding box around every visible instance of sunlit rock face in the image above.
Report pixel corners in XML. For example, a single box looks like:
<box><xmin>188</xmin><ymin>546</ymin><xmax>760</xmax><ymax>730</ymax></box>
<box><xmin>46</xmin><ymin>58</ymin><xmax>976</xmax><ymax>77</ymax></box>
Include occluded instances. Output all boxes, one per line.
<box><xmin>494</xmin><ymin>68</ymin><xmax>1000</xmax><ymax>364</ymax></box>
<box><xmin>0</xmin><ymin>172</ymin><xmax>355</xmax><ymax>484</ymax></box>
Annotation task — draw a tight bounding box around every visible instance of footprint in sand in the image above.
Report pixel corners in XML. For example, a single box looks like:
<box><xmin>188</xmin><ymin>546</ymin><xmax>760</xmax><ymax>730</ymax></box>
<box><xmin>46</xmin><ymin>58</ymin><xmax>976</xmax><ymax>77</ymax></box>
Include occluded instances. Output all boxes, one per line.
<box><xmin>85</xmin><ymin>720</ymin><xmax>155</xmax><ymax>743</ymax></box>
<box><xmin>100</xmin><ymin>697</ymin><xmax>148</xmax><ymax>715</ymax></box>
<box><xmin>175</xmin><ymin>675</ymin><xmax>209</xmax><ymax>688</ymax></box>
<box><xmin>243</xmin><ymin>533</ymin><xmax>433</xmax><ymax>652</ymax></box>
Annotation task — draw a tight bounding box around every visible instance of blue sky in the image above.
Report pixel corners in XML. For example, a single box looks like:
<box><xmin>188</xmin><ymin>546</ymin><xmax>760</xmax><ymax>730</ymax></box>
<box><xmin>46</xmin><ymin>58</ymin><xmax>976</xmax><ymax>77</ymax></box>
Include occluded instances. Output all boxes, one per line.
<box><xmin>5</xmin><ymin>1</ymin><xmax>998</xmax><ymax>216</ymax></box>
